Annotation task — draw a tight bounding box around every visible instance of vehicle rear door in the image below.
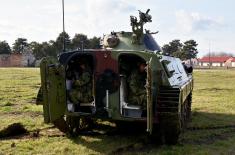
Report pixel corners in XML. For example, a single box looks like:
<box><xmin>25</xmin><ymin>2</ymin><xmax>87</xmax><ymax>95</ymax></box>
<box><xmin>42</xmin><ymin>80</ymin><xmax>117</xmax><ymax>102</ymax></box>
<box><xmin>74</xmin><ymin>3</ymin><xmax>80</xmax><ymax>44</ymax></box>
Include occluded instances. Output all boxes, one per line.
<box><xmin>40</xmin><ymin>57</ymin><xmax>66</xmax><ymax>123</ymax></box>
<box><xmin>146</xmin><ymin>57</ymin><xmax>154</xmax><ymax>134</ymax></box>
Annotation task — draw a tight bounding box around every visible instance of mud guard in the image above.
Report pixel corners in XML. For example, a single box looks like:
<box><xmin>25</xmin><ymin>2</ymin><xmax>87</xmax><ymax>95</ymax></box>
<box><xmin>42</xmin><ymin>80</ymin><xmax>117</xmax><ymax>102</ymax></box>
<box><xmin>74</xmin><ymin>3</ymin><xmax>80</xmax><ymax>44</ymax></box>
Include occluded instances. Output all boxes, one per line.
<box><xmin>40</xmin><ymin>57</ymin><xmax>66</xmax><ymax>123</ymax></box>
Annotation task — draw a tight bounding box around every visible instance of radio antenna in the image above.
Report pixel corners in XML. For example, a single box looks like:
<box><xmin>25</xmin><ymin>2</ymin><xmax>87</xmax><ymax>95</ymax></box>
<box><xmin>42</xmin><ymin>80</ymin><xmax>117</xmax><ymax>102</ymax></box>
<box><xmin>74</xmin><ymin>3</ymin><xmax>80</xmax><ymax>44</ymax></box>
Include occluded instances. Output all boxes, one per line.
<box><xmin>62</xmin><ymin>0</ymin><xmax>66</xmax><ymax>52</ymax></box>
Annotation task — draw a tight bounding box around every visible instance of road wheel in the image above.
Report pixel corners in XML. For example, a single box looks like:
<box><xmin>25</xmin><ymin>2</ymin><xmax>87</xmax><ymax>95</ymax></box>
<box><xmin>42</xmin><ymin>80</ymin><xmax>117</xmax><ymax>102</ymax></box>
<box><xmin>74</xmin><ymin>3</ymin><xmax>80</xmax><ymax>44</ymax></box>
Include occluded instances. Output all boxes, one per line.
<box><xmin>181</xmin><ymin>98</ymin><xmax>190</xmax><ymax>130</ymax></box>
<box><xmin>186</xmin><ymin>93</ymin><xmax>192</xmax><ymax>121</ymax></box>
<box><xmin>66</xmin><ymin>115</ymin><xmax>81</xmax><ymax>136</ymax></box>
<box><xmin>53</xmin><ymin>117</ymin><xmax>69</xmax><ymax>133</ymax></box>
<box><xmin>162</xmin><ymin>113</ymin><xmax>181</xmax><ymax>145</ymax></box>
<box><xmin>79</xmin><ymin>117</ymin><xmax>94</xmax><ymax>131</ymax></box>
<box><xmin>162</xmin><ymin>94</ymin><xmax>192</xmax><ymax>144</ymax></box>
<box><xmin>148</xmin><ymin>124</ymin><xmax>164</xmax><ymax>144</ymax></box>
<box><xmin>53</xmin><ymin>116</ymin><xmax>94</xmax><ymax>137</ymax></box>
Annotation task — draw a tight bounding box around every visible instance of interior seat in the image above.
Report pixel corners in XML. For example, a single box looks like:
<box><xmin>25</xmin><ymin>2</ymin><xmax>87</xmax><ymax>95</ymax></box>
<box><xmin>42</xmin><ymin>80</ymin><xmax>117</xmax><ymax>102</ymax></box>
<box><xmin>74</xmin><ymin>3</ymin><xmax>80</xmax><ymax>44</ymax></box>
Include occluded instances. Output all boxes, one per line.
<box><xmin>120</xmin><ymin>74</ymin><xmax>142</xmax><ymax>118</ymax></box>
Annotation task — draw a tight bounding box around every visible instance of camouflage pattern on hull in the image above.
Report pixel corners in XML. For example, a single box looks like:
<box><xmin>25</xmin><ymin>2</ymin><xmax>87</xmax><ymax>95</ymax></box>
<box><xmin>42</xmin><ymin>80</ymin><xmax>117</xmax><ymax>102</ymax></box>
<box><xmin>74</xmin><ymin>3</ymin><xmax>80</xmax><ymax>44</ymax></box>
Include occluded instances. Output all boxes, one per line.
<box><xmin>36</xmin><ymin>9</ymin><xmax>194</xmax><ymax>144</ymax></box>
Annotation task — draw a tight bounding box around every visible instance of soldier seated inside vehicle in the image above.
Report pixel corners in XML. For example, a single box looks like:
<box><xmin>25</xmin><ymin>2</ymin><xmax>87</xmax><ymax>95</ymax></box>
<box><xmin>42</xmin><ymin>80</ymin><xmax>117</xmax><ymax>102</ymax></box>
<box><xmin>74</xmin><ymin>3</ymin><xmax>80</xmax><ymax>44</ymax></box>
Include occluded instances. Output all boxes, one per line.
<box><xmin>66</xmin><ymin>58</ymin><xmax>94</xmax><ymax>112</ymax></box>
<box><xmin>119</xmin><ymin>55</ymin><xmax>147</xmax><ymax>111</ymax></box>
<box><xmin>127</xmin><ymin>62</ymin><xmax>147</xmax><ymax>109</ymax></box>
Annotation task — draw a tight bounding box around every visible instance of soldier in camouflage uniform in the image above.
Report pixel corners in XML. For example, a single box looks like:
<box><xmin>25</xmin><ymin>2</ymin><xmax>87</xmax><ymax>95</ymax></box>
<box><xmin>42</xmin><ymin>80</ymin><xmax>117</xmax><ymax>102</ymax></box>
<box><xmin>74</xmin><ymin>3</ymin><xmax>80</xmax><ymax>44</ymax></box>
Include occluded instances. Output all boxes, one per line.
<box><xmin>69</xmin><ymin>62</ymin><xmax>93</xmax><ymax>105</ymax></box>
<box><xmin>128</xmin><ymin>62</ymin><xmax>147</xmax><ymax>108</ymax></box>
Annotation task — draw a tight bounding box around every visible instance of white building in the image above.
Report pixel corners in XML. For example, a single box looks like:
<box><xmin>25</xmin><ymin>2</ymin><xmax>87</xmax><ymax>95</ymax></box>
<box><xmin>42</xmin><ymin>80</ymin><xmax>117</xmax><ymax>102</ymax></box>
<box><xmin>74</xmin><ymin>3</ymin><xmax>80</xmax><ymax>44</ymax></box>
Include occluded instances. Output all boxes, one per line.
<box><xmin>198</xmin><ymin>56</ymin><xmax>233</xmax><ymax>67</ymax></box>
<box><xmin>231</xmin><ymin>58</ymin><xmax>235</xmax><ymax>67</ymax></box>
<box><xmin>183</xmin><ymin>59</ymin><xmax>199</xmax><ymax>67</ymax></box>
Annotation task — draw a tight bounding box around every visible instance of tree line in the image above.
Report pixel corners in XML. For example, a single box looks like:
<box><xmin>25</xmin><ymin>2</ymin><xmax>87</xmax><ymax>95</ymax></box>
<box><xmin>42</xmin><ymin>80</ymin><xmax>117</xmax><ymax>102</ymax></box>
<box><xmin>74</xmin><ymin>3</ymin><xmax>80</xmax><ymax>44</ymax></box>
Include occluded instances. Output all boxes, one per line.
<box><xmin>162</xmin><ymin>39</ymin><xmax>198</xmax><ymax>60</ymax></box>
<box><xmin>0</xmin><ymin>33</ymin><xmax>199</xmax><ymax>61</ymax></box>
<box><xmin>0</xmin><ymin>32</ymin><xmax>100</xmax><ymax>60</ymax></box>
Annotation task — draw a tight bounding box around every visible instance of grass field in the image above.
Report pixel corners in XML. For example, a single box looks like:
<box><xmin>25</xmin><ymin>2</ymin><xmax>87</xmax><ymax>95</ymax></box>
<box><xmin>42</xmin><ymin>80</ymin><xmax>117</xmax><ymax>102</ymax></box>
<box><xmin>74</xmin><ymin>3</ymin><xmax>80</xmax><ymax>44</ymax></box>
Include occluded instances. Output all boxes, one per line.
<box><xmin>0</xmin><ymin>68</ymin><xmax>235</xmax><ymax>155</ymax></box>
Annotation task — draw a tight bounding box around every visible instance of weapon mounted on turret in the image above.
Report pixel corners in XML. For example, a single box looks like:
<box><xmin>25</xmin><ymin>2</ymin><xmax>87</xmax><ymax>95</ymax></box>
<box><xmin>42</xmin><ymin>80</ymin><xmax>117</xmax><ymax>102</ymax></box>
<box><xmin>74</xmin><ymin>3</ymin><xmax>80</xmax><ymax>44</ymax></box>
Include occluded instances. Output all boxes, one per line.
<box><xmin>130</xmin><ymin>9</ymin><xmax>152</xmax><ymax>44</ymax></box>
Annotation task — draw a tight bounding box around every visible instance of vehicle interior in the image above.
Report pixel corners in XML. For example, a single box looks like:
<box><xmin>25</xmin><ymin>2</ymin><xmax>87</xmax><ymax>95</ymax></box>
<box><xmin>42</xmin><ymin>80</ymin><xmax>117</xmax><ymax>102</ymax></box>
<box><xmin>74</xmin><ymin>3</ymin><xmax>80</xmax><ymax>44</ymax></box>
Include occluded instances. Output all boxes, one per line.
<box><xmin>119</xmin><ymin>54</ymin><xmax>147</xmax><ymax>118</ymax></box>
<box><xmin>65</xmin><ymin>54</ymin><xmax>95</xmax><ymax>114</ymax></box>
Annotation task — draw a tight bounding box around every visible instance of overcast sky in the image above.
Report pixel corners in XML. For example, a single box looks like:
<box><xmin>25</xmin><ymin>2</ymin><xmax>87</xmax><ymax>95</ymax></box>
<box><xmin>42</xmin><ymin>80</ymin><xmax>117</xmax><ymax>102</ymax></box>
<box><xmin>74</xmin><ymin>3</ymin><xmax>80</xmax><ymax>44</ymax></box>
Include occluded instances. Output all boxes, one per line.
<box><xmin>0</xmin><ymin>0</ymin><xmax>234</xmax><ymax>57</ymax></box>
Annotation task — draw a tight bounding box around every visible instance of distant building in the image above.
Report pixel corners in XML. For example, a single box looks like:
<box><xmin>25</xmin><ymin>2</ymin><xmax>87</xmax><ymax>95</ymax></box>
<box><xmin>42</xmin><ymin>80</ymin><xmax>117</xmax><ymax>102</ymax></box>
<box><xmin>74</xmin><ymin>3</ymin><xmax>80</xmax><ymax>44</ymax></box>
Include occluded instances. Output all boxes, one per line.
<box><xmin>0</xmin><ymin>52</ymin><xmax>35</xmax><ymax>67</ymax></box>
<box><xmin>198</xmin><ymin>56</ymin><xmax>234</xmax><ymax>67</ymax></box>
<box><xmin>183</xmin><ymin>58</ymin><xmax>199</xmax><ymax>67</ymax></box>
<box><xmin>231</xmin><ymin>58</ymin><xmax>235</xmax><ymax>67</ymax></box>
<box><xmin>21</xmin><ymin>51</ymin><xmax>36</xmax><ymax>67</ymax></box>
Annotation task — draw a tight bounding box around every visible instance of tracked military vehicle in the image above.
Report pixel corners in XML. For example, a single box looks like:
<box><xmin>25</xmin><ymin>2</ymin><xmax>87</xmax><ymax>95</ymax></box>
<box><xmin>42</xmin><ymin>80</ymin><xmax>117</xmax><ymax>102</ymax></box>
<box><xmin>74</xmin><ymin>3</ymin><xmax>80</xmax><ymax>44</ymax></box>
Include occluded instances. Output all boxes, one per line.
<box><xmin>36</xmin><ymin>9</ymin><xmax>193</xmax><ymax>144</ymax></box>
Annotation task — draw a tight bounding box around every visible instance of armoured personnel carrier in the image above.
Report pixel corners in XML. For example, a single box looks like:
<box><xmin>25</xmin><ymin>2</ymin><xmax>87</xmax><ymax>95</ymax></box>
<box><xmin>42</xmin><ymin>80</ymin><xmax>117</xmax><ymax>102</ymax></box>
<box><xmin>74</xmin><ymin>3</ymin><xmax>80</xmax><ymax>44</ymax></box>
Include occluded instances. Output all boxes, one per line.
<box><xmin>36</xmin><ymin>9</ymin><xmax>193</xmax><ymax>144</ymax></box>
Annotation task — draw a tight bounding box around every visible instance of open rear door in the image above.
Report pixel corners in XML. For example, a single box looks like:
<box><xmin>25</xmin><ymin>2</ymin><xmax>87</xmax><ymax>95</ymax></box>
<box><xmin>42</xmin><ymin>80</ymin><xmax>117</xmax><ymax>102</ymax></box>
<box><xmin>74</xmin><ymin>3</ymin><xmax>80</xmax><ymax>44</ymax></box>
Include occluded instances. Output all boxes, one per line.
<box><xmin>146</xmin><ymin>57</ymin><xmax>153</xmax><ymax>134</ymax></box>
<box><xmin>40</xmin><ymin>58</ymin><xmax>66</xmax><ymax>123</ymax></box>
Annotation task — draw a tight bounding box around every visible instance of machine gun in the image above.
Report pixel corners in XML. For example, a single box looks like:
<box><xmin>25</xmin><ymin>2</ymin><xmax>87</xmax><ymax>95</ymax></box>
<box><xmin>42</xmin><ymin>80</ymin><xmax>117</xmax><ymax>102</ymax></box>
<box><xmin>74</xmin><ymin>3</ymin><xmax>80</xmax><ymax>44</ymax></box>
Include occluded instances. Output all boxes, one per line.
<box><xmin>138</xmin><ymin>9</ymin><xmax>152</xmax><ymax>24</ymax></box>
<box><xmin>130</xmin><ymin>9</ymin><xmax>152</xmax><ymax>44</ymax></box>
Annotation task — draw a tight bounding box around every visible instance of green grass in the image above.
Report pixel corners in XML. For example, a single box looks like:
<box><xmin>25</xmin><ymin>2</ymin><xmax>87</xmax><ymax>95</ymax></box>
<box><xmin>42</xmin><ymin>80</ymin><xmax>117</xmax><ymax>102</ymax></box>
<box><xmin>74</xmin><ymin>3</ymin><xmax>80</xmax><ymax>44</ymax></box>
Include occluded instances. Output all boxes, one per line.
<box><xmin>0</xmin><ymin>68</ymin><xmax>235</xmax><ymax>155</ymax></box>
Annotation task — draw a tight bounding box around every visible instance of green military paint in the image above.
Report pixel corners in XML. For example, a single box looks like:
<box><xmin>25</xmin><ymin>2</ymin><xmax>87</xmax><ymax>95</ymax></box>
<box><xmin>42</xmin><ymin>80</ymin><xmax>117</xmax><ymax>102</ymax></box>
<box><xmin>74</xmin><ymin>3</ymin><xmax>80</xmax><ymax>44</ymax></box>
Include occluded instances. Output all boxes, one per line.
<box><xmin>36</xmin><ymin>9</ymin><xmax>194</xmax><ymax>144</ymax></box>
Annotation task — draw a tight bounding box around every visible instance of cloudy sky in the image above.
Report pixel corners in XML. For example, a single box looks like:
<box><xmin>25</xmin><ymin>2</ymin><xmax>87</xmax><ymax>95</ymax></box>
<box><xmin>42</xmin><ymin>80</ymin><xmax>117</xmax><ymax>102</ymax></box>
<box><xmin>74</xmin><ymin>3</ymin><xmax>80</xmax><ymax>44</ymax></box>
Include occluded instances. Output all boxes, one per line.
<box><xmin>0</xmin><ymin>0</ymin><xmax>234</xmax><ymax>57</ymax></box>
